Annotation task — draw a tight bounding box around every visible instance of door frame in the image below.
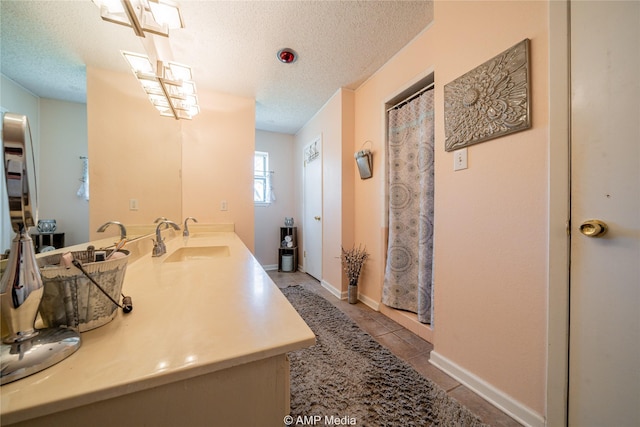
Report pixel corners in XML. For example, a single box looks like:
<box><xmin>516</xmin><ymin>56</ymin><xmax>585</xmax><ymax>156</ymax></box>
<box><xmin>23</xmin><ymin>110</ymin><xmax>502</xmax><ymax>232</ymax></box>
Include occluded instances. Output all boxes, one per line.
<box><xmin>547</xmin><ymin>1</ymin><xmax>571</xmax><ymax>425</ymax></box>
<box><xmin>302</xmin><ymin>135</ymin><xmax>323</xmax><ymax>280</ymax></box>
<box><xmin>0</xmin><ymin>107</ymin><xmax>13</xmax><ymax>253</ymax></box>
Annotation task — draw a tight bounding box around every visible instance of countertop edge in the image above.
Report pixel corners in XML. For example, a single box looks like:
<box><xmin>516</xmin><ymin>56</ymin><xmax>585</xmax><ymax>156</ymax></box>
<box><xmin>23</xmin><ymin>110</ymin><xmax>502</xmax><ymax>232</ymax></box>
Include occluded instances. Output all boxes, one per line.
<box><xmin>1</xmin><ymin>229</ymin><xmax>316</xmax><ymax>425</ymax></box>
<box><xmin>2</xmin><ymin>336</ymin><xmax>316</xmax><ymax>425</ymax></box>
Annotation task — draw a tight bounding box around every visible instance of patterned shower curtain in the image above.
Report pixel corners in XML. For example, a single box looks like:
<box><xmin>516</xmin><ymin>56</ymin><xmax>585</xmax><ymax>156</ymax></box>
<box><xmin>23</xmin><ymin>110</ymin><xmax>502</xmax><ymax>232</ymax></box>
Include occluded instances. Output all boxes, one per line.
<box><xmin>382</xmin><ymin>89</ymin><xmax>434</xmax><ymax>324</ymax></box>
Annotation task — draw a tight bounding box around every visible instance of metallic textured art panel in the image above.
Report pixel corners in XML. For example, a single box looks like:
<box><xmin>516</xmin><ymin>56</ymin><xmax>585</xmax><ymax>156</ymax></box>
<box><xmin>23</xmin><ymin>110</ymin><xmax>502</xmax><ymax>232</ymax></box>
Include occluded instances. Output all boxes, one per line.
<box><xmin>444</xmin><ymin>39</ymin><xmax>531</xmax><ymax>152</ymax></box>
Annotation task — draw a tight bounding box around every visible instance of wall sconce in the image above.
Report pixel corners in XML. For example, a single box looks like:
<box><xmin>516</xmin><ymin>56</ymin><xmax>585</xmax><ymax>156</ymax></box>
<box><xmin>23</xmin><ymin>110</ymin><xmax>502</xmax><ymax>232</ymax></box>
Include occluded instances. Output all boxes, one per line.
<box><xmin>93</xmin><ymin>0</ymin><xmax>184</xmax><ymax>37</ymax></box>
<box><xmin>122</xmin><ymin>51</ymin><xmax>199</xmax><ymax>120</ymax></box>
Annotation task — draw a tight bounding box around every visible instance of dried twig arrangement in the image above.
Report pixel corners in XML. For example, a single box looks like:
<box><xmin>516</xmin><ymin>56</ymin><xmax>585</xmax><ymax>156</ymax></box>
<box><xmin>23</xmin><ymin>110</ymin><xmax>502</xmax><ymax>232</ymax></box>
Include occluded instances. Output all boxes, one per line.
<box><xmin>341</xmin><ymin>245</ymin><xmax>369</xmax><ymax>285</ymax></box>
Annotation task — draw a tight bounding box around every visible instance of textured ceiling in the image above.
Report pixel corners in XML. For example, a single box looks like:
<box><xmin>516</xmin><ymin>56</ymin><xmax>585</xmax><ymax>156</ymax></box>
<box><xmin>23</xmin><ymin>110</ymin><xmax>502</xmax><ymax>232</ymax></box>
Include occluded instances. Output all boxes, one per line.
<box><xmin>1</xmin><ymin>0</ymin><xmax>433</xmax><ymax>134</ymax></box>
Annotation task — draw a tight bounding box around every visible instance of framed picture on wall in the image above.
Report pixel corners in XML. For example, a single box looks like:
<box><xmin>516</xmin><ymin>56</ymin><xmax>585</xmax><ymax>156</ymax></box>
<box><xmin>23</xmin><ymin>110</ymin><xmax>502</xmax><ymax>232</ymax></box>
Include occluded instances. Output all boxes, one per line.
<box><xmin>444</xmin><ymin>38</ymin><xmax>531</xmax><ymax>152</ymax></box>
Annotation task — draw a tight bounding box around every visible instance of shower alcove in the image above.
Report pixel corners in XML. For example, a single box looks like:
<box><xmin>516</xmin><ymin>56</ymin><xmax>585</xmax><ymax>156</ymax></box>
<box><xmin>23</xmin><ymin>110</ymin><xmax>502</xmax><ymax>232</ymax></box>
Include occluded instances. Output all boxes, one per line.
<box><xmin>380</xmin><ymin>72</ymin><xmax>435</xmax><ymax>343</ymax></box>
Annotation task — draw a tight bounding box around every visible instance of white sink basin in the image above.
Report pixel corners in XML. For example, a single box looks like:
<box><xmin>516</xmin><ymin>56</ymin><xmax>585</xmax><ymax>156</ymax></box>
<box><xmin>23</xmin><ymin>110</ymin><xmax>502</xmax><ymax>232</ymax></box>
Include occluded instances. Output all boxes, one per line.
<box><xmin>164</xmin><ymin>246</ymin><xmax>230</xmax><ymax>262</ymax></box>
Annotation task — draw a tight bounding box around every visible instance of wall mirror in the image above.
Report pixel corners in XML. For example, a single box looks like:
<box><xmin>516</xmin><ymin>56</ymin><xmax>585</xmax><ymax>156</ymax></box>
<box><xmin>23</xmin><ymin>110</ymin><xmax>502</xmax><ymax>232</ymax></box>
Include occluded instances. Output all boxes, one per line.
<box><xmin>0</xmin><ymin>98</ymin><xmax>182</xmax><ymax>255</ymax></box>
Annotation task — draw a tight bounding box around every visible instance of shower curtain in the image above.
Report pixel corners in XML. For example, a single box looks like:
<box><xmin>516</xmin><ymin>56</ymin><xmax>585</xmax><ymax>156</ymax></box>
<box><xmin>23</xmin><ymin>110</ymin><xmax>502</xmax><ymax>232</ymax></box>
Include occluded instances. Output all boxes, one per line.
<box><xmin>382</xmin><ymin>88</ymin><xmax>434</xmax><ymax>324</ymax></box>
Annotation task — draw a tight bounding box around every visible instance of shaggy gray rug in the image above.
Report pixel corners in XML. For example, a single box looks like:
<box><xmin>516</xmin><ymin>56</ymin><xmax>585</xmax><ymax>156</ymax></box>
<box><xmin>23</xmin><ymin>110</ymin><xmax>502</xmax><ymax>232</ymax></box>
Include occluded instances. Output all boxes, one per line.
<box><xmin>282</xmin><ymin>285</ymin><xmax>488</xmax><ymax>427</ymax></box>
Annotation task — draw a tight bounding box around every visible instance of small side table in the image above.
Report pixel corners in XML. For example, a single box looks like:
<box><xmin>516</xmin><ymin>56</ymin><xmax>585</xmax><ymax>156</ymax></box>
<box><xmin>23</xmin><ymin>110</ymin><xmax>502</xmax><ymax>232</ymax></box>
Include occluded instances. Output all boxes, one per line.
<box><xmin>30</xmin><ymin>232</ymin><xmax>65</xmax><ymax>253</ymax></box>
<box><xmin>278</xmin><ymin>227</ymin><xmax>297</xmax><ymax>272</ymax></box>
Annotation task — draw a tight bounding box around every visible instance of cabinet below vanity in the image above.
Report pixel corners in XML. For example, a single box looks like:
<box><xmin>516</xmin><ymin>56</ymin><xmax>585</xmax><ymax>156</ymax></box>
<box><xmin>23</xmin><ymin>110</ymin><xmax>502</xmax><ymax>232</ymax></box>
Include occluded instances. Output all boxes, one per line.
<box><xmin>1</xmin><ymin>229</ymin><xmax>314</xmax><ymax>427</ymax></box>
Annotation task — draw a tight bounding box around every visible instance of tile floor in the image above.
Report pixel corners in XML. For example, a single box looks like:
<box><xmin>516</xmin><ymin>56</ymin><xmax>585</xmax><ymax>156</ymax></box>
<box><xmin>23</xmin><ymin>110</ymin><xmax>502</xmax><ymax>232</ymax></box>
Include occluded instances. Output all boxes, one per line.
<box><xmin>268</xmin><ymin>270</ymin><xmax>522</xmax><ymax>427</ymax></box>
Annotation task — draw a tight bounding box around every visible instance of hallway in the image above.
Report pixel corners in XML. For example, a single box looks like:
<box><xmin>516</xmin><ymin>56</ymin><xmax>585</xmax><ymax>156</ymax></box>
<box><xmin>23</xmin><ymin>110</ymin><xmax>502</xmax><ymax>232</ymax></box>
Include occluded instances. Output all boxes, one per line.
<box><xmin>269</xmin><ymin>271</ymin><xmax>521</xmax><ymax>427</ymax></box>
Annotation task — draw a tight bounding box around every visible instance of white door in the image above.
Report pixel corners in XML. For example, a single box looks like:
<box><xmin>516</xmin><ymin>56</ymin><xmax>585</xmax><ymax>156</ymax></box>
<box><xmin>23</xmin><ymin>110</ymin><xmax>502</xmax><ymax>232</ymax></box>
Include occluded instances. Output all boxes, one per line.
<box><xmin>569</xmin><ymin>2</ymin><xmax>640</xmax><ymax>426</ymax></box>
<box><xmin>303</xmin><ymin>137</ymin><xmax>322</xmax><ymax>280</ymax></box>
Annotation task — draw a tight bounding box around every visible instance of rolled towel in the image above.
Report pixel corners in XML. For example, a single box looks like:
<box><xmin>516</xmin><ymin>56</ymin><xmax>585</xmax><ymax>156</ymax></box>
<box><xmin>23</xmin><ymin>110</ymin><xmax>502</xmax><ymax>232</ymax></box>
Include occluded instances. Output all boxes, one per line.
<box><xmin>59</xmin><ymin>252</ymin><xmax>74</xmax><ymax>269</ymax></box>
<box><xmin>108</xmin><ymin>251</ymin><xmax>126</xmax><ymax>260</ymax></box>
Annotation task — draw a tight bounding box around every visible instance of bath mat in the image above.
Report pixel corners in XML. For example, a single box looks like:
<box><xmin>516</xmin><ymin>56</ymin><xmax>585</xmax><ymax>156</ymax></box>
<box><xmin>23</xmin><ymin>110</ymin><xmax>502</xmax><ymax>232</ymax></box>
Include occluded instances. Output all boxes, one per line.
<box><xmin>282</xmin><ymin>285</ymin><xmax>488</xmax><ymax>426</ymax></box>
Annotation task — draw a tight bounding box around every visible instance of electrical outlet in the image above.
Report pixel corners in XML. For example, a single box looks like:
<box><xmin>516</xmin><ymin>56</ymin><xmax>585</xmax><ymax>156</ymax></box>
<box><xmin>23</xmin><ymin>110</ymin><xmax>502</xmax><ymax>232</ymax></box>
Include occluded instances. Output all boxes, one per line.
<box><xmin>454</xmin><ymin>148</ymin><xmax>468</xmax><ymax>171</ymax></box>
<box><xmin>129</xmin><ymin>199</ymin><xmax>139</xmax><ymax>211</ymax></box>
<box><xmin>220</xmin><ymin>200</ymin><xmax>228</xmax><ymax>211</ymax></box>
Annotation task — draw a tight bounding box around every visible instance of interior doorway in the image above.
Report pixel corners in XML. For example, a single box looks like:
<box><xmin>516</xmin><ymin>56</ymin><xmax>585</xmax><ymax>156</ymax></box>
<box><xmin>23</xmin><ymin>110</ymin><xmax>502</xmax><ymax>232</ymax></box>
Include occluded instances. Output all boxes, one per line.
<box><xmin>303</xmin><ymin>136</ymin><xmax>322</xmax><ymax>280</ymax></box>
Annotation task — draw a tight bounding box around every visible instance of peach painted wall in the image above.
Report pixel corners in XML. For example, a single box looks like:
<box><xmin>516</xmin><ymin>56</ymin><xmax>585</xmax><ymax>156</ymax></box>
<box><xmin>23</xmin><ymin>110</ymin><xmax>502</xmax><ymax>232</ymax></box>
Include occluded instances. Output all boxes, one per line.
<box><xmin>340</xmin><ymin>90</ymin><xmax>356</xmax><ymax>277</ymax></box>
<box><xmin>181</xmin><ymin>90</ymin><xmax>255</xmax><ymax>251</ymax></box>
<box><xmin>87</xmin><ymin>67</ymin><xmax>255</xmax><ymax>250</ymax></box>
<box><xmin>294</xmin><ymin>88</ymin><xmax>355</xmax><ymax>292</ymax></box>
<box><xmin>353</xmin><ymin>0</ymin><xmax>549</xmax><ymax>417</ymax></box>
<box><xmin>254</xmin><ymin>130</ymin><xmax>295</xmax><ymax>268</ymax></box>
<box><xmin>87</xmin><ymin>67</ymin><xmax>182</xmax><ymax>241</ymax></box>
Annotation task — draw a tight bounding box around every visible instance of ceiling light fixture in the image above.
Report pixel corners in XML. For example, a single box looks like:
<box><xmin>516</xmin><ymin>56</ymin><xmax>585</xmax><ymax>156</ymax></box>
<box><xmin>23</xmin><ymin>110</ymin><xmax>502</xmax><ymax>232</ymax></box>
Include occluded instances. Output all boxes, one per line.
<box><xmin>93</xmin><ymin>0</ymin><xmax>184</xmax><ymax>37</ymax></box>
<box><xmin>122</xmin><ymin>51</ymin><xmax>199</xmax><ymax>120</ymax></box>
<box><xmin>277</xmin><ymin>48</ymin><xmax>297</xmax><ymax>64</ymax></box>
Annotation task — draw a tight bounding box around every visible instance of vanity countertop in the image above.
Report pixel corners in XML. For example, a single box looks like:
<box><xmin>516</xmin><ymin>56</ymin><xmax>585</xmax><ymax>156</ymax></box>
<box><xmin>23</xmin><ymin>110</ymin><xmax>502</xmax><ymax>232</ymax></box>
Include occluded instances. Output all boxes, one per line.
<box><xmin>1</xmin><ymin>230</ymin><xmax>315</xmax><ymax>425</ymax></box>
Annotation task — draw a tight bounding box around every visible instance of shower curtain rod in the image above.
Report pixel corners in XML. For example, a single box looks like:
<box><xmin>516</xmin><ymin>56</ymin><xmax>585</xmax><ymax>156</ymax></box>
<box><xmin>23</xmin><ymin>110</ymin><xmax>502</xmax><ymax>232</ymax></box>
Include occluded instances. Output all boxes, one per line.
<box><xmin>387</xmin><ymin>82</ymin><xmax>435</xmax><ymax>112</ymax></box>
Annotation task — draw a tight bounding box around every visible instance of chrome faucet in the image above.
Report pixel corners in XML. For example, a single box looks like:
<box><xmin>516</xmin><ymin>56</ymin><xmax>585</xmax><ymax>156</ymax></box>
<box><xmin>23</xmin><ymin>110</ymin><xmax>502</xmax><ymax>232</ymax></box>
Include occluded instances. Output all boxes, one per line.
<box><xmin>154</xmin><ymin>217</ymin><xmax>170</xmax><ymax>230</ymax></box>
<box><xmin>183</xmin><ymin>217</ymin><xmax>198</xmax><ymax>237</ymax></box>
<box><xmin>97</xmin><ymin>221</ymin><xmax>127</xmax><ymax>240</ymax></box>
<box><xmin>152</xmin><ymin>220</ymin><xmax>180</xmax><ymax>257</ymax></box>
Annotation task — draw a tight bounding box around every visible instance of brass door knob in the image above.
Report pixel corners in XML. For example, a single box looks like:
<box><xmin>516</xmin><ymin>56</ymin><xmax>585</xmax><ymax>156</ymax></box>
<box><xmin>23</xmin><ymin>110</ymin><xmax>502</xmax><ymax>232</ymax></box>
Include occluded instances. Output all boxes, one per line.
<box><xmin>579</xmin><ymin>219</ymin><xmax>608</xmax><ymax>238</ymax></box>
<box><xmin>314</xmin><ymin>216</ymin><xmax>321</xmax><ymax>221</ymax></box>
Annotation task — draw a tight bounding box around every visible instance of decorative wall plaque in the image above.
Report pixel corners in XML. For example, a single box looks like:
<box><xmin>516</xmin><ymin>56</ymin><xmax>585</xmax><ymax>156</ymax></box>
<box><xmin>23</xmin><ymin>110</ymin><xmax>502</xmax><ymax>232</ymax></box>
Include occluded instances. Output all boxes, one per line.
<box><xmin>444</xmin><ymin>39</ymin><xmax>531</xmax><ymax>152</ymax></box>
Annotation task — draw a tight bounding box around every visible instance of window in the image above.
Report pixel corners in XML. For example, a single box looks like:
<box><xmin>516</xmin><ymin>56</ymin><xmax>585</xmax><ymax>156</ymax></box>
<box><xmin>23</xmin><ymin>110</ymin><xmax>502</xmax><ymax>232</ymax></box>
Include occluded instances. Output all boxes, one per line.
<box><xmin>254</xmin><ymin>151</ymin><xmax>273</xmax><ymax>205</ymax></box>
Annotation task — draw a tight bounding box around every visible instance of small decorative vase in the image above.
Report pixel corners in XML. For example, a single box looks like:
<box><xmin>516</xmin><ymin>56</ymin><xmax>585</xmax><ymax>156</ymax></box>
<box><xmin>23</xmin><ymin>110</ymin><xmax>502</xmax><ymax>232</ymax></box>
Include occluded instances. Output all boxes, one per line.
<box><xmin>37</xmin><ymin>219</ymin><xmax>56</xmax><ymax>233</ymax></box>
<box><xmin>284</xmin><ymin>217</ymin><xmax>294</xmax><ymax>227</ymax></box>
<box><xmin>348</xmin><ymin>280</ymin><xmax>358</xmax><ymax>304</ymax></box>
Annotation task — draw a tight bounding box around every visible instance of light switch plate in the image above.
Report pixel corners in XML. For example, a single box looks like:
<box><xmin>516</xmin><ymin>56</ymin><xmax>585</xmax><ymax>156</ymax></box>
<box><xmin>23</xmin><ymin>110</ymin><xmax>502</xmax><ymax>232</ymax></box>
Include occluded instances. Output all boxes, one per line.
<box><xmin>454</xmin><ymin>148</ymin><xmax>468</xmax><ymax>171</ymax></box>
<box><xmin>129</xmin><ymin>199</ymin><xmax>139</xmax><ymax>211</ymax></box>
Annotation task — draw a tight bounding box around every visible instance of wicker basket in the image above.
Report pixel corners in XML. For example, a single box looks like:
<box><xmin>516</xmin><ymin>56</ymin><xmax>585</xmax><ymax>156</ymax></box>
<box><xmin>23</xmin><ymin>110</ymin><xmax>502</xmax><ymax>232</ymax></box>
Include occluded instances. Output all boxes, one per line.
<box><xmin>37</xmin><ymin>250</ymin><xmax>130</xmax><ymax>332</ymax></box>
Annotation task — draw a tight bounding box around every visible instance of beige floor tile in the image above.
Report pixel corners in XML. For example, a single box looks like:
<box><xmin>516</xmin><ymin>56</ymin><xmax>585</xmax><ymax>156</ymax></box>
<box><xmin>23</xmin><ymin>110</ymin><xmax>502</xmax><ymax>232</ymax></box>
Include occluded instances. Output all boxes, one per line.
<box><xmin>352</xmin><ymin>315</ymin><xmax>400</xmax><ymax>337</ymax></box>
<box><xmin>393</xmin><ymin>328</ymin><xmax>434</xmax><ymax>353</ymax></box>
<box><xmin>448</xmin><ymin>385</ymin><xmax>522</xmax><ymax>427</ymax></box>
<box><xmin>406</xmin><ymin>353</ymin><xmax>461</xmax><ymax>392</ymax></box>
<box><xmin>375</xmin><ymin>331</ymin><xmax>425</xmax><ymax>360</ymax></box>
<box><xmin>367</xmin><ymin>312</ymin><xmax>405</xmax><ymax>333</ymax></box>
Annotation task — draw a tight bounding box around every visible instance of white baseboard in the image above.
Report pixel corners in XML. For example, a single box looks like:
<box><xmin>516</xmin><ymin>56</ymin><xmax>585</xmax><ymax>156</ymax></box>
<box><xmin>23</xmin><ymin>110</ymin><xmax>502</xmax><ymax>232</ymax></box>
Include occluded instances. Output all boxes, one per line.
<box><xmin>320</xmin><ymin>280</ymin><xmax>343</xmax><ymax>299</ymax></box>
<box><xmin>358</xmin><ymin>292</ymin><xmax>380</xmax><ymax>311</ymax></box>
<box><xmin>429</xmin><ymin>351</ymin><xmax>545</xmax><ymax>427</ymax></box>
<box><xmin>320</xmin><ymin>280</ymin><xmax>381</xmax><ymax>311</ymax></box>
<box><xmin>263</xmin><ymin>264</ymin><xmax>304</xmax><ymax>272</ymax></box>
